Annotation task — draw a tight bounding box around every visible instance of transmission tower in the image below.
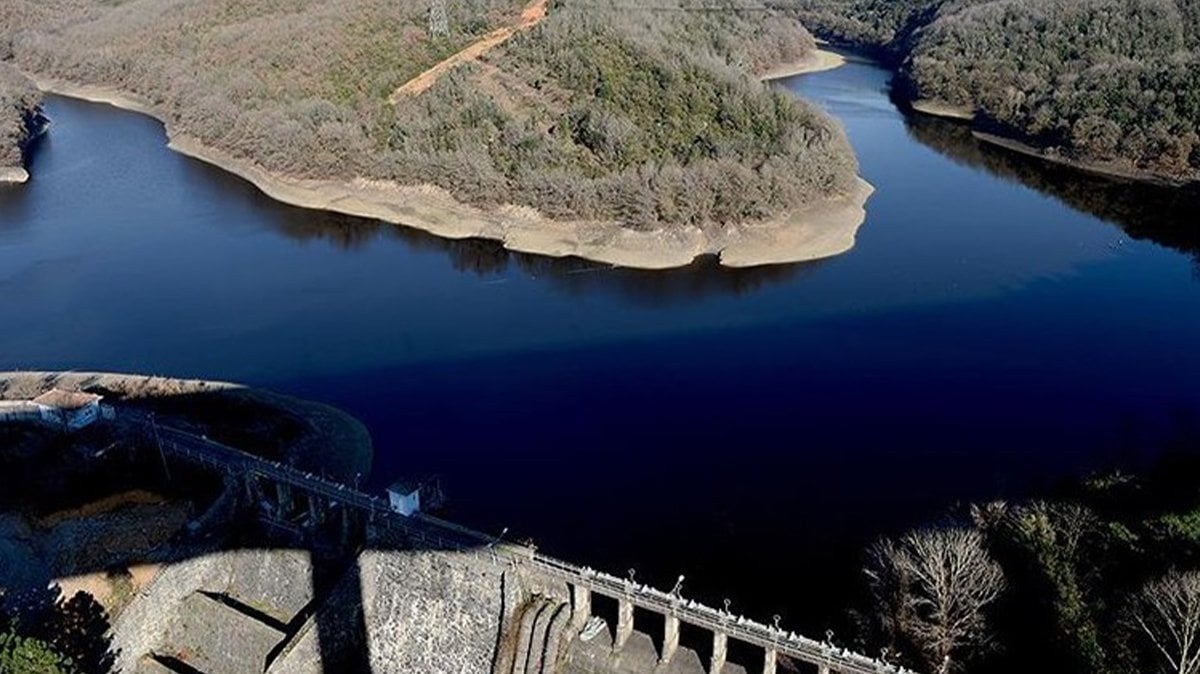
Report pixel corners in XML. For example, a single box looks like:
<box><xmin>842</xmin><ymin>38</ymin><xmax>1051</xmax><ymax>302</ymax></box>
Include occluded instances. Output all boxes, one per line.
<box><xmin>429</xmin><ymin>0</ymin><xmax>449</xmax><ymax>38</ymax></box>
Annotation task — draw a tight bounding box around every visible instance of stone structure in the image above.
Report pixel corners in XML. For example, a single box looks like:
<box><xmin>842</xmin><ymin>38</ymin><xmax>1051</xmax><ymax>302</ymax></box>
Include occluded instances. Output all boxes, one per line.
<box><xmin>115</xmin><ymin>411</ymin><xmax>914</xmax><ymax>674</ymax></box>
<box><xmin>0</xmin><ymin>388</ymin><xmax>105</xmax><ymax>430</ymax></box>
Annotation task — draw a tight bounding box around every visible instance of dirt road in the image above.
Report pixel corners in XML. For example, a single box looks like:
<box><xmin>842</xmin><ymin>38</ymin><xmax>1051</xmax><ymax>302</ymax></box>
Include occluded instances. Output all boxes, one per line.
<box><xmin>389</xmin><ymin>0</ymin><xmax>550</xmax><ymax>102</ymax></box>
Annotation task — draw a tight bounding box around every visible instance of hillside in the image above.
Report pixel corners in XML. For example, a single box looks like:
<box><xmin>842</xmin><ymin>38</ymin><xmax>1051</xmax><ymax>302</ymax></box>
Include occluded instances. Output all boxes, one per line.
<box><xmin>0</xmin><ymin>63</ymin><xmax>43</xmax><ymax>182</ymax></box>
<box><xmin>797</xmin><ymin>0</ymin><xmax>1200</xmax><ymax>185</ymax></box>
<box><xmin>0</xmin><ymin>0</ymin><xmax>867</xmax><ymax>268</ymax></box>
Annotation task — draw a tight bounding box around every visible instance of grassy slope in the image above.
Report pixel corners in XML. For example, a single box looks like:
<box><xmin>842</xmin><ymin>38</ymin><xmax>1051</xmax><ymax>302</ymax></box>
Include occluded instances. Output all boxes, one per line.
<box><xmin>1</xmin><ymin>0</ymin><xmax>859</xmax><ymax>230</ymax></box>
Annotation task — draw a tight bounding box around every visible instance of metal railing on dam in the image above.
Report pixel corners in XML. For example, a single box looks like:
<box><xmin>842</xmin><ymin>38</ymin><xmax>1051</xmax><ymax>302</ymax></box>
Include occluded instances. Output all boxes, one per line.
<box><xmin>139</xmin><ymin>415</ymin><xmax>914</xmax><ymax>674</ymax></box>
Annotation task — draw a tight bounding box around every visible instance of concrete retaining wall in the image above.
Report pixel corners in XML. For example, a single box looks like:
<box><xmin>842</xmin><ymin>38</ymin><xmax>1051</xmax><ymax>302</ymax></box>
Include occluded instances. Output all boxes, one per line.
<box><xmin>360</xmin><ymin>549</ymin><xmax>507</xmax><ymax>673</ymax></box>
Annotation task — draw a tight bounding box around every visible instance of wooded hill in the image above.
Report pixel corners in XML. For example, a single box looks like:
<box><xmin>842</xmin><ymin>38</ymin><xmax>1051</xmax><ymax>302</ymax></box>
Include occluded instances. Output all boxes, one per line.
<box><xmin>0</xmin><ymin>0</ymin><xmax>858</xmax><ymax>229</ymax></box>
<box><xmin>0</xmin><ymin>63</ymin><xmax>41</xmax><ymax>171</ymax></box>
<box><xmin>796</xmin><ymin>0</ymin><xmax>1200</xmax><ymax>184</ymax></box>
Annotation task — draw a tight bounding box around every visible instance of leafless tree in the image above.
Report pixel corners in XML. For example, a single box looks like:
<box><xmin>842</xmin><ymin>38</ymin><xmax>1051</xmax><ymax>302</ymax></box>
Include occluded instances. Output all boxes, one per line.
<box><xmin>866</xmin><ymin>527</ymin><xmax>1006</xmax><ymax>673</ymax></box>
<box><xmin>1131</xmin><ymin>570</ymin><xmax>1200</xmax><ymax>674</ymax></box>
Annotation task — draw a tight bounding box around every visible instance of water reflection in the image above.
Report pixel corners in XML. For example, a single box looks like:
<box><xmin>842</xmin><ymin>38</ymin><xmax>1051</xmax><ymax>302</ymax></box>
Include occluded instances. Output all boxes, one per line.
<box><xmin>0</xmin><ymin>134</ymin><xmax>47</xmax><ymax>239</ymax></box>
<box><xmin>182</xmin><ymin>152</ymin><xmax>823</xmax><ymax>306</ymax></box>
<box><xmin>303</xmin><ymin>215</ymin><xmax>825</xmax><ymax>306</ymax></box>
<box><xmin>903</xmin><ymin>114</ymin><xmax>1200</xmax><ymax>269</ymax></box>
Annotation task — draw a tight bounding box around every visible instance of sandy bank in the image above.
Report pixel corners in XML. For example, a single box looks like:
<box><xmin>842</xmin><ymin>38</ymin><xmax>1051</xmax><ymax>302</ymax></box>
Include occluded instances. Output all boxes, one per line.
<box><xmin>0</xmin><ymin>166</ymin><xmax>29</xmax><ymax>184</ymax></box>
<box><xmin>761</xmin><ymin>48</ymin><xmax>847</xmax><ymax>81</ymax></box>
<box><xmin>911</xmin><ymin>99</ymin><xmax>975</xmax><ymax>122</ymax></box>
<box><xmin>29</xmin><ymin>74</ymin><xmax>872</xmax><ymax>270</ymax></box>
<box><xmin>973</xmin><ymin>131</ymin><xmax>1195</xmax><ymax>187</ymax></box>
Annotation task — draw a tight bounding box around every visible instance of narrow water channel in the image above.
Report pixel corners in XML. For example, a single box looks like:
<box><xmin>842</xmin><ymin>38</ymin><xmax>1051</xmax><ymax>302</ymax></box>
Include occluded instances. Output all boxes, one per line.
<box><xmin>2</xmin><ymin>55</ymin><xmax>1199</xmax><ymax>633</ymax></box>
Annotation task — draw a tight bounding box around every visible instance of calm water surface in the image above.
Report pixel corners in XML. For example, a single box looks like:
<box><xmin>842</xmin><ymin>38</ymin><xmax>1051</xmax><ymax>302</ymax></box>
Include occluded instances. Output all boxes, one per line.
<box><xmin>3</xmin><ymin>57</ymin><xmax>1199</xmax><ymax>634</ymax></box>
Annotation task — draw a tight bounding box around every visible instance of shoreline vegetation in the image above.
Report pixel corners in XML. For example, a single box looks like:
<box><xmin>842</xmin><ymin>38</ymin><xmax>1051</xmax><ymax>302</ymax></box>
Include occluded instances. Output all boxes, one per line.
<box><xmin>909</xmin><ymin>99</ymin><xmax>1199</xmax><ymax>186</ymax></box>
<box><xmin>30</xmin><ymin>63</ymin><xmax>872</xmax><ymax>270</ymax></box>
<box><xmin>797</xmin><ymin>0</ymin><xmax>1200</xmax><ymax>188</ymax></box>
<box><xmin>0</xmin><ymin>63</ymin><xmax>44</xmax><ymax>184</ymax></box>
<box><xmin>971</xmin><ymin>131</ymin><xmax>1196</xmax><ymax>187</ymax></box>
<box><xmin>3</xmin><ymin>0</ymin><xmax>871</xmax><ymax>270</ymax></box>
<box><xmin>856</xmin><ymin>445</ymin><xmax>1200</xmax><ymax>674</ymax></box>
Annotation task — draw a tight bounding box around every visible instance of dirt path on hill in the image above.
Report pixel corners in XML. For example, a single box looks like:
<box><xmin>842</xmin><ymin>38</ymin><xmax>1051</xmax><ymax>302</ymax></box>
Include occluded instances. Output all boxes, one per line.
<box><xmin>389</xmin><ymin>0</ymin><xmax>549</xmax><ymax>102</ymax></box>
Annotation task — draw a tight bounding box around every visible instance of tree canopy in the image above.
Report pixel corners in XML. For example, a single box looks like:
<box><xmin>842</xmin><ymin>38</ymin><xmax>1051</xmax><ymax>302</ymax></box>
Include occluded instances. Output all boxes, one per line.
<box><xmin>2</xmin><ymin>0</ymin><xmax>859</xmax><ymax>228</ymax></box>
<box><xmin>798</xmin><ymin>0</ymin><xmax>1200</xmax><ymax>183</ymax></box>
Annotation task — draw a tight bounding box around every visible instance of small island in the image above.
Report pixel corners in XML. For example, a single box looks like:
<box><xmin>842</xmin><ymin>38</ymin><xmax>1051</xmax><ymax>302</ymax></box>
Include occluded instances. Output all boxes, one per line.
<box><xmin>2</xmin><ymin>0</ymin><xmax>872</xmax><ymax>269</ymax></box>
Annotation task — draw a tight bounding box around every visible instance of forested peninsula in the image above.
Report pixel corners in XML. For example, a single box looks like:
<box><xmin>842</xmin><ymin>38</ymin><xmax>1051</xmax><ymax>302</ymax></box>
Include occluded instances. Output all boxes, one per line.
<box><xmin>0</xmin><ymin>0</ymin><xmax>870</xmax><ymax>268</ymax></box>
<box><xmin>0</xmin><ymin>64</ymin><xmax>44</xmax><ymax>184</ymax></box>
<box><xmin>797</xmin><ymin>0</ymin><xmax>1200</xmax><ymax>185</ymax></box>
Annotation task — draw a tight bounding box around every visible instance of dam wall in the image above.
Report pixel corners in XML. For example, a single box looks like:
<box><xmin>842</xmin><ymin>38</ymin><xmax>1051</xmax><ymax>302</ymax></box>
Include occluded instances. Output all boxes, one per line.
<box><xmin>113</xmin><ymin>545</ymin><xmax>580</xmax><ymax>674</ymax></box>
<box><xmin>1</xmin><ymin>371</ymin><xmax>903</xmax><ymax>674</ymax></box>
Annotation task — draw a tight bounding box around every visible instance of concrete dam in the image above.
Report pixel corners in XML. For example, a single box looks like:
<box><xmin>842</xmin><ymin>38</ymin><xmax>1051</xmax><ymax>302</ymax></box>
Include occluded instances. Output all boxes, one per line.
<box><xmin>0</xmin><ymin>372</ymin><xmax>911</xmax><ymax>674</ymax></box>
<box><xmin>122</xmin><ymin>419</ymin><xmax>908</xmax><ymax>674</ymax></box>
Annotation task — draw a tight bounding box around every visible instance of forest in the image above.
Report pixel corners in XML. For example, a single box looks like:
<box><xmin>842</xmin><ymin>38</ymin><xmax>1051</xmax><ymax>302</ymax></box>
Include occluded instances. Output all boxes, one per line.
<box><xmin>0</xmin><ymin>0</ymin><xmax>858</xmax><ymax>230</ymax></box>
<box><xmin>0</xmin><ymin>64</ymin><xmax>42</xmax><ymax>173</ymax></box>
<box><xmin>796</xmin><ymin>0</ymin><xmax>1200</xmax><ymax>184</ymax></box>
<box><xmin>854</xmin><ymin>443</ymin><xmax>1200</xmax><ymax>674</ymax></box>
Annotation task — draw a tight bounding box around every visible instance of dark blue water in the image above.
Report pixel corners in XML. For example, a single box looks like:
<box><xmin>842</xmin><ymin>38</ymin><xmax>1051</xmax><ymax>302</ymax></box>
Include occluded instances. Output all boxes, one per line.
<box><xmin>2</xmin><ymin>57</ymin><xmax>1199</xmax><ymax>632</ymax></box>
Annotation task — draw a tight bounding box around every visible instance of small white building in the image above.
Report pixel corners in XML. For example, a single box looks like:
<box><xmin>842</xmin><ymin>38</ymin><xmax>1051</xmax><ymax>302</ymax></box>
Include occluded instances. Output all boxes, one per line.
<box><xmin>387</xmin><ymin>480</ymin><xmax>422</xmax><ymax>517</ymax></box>
<box><xmin>30</xmin><ymin>389</ymin><xmax>104</xmax><ymax>431</ymax></box>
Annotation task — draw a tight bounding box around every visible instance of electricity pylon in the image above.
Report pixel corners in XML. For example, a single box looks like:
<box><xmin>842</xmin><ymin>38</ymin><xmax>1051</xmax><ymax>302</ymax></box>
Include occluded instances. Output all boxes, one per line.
<box><xmin>429</xmin><ymin>0</ymin><xmax>449</xmax><ymax>38</ymax></box>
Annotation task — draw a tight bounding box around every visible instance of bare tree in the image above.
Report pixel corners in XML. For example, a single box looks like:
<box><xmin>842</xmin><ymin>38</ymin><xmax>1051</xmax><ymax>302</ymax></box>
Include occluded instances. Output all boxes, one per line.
<box><xmin>866</xmin><ymin>527</ymin><xmax>1006</xmax><ymax>673</ymax></box>
<box><xmin>1131</xmin><ymin>570</ymin><xmax>1200</xmax><ymax>674</ymax></box>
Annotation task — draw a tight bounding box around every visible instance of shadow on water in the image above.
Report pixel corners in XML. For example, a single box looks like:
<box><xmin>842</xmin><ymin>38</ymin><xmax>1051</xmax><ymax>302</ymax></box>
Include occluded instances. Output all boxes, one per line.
<box><xmin>903</xmin><ymin>114</ymin><xmax>1200</xmax><ymax>270</ymax></box>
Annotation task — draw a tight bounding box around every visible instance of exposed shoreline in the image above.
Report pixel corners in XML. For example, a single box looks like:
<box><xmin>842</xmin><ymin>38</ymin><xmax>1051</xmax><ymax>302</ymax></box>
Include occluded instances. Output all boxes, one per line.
<box><xmin>972</xmin><ymin>131</ymin><xmax>1195</xmax><ymax>187</ymax></box>
<box><xmin>27</xmin><ymin>69</ymin><xmax>872</xmax><ymax>270</ymax></box>
<box><xmin>760</xmin><ymin>47</ymin><xmax>847</xmax><ymax>81</ymax></box>
<box><xmin>910</xmin><ymin>99</ymin><xmax>975</xmax><ymax>122</ymax></box>
<box><xmin>902</xmin><ymin>90</ymin><xmax>1197</xmax><ymax>187</ymax></box>
<box><xmin>908</xmin><ymin>101</ymin><xmax>1193</xmax><ymax>186</ymax></box>
<box><xmin>0</xmin><ymin>166</ymin><xmax>29</xmax><ymax>184</ymax></box>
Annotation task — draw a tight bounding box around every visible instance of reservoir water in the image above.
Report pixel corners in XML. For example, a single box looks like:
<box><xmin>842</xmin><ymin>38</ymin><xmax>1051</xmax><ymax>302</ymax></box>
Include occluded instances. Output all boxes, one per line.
<box><xmin>2</xmin><ymin>56</ymin><xmax>1199</xmax><ymax>635</ymax></box>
